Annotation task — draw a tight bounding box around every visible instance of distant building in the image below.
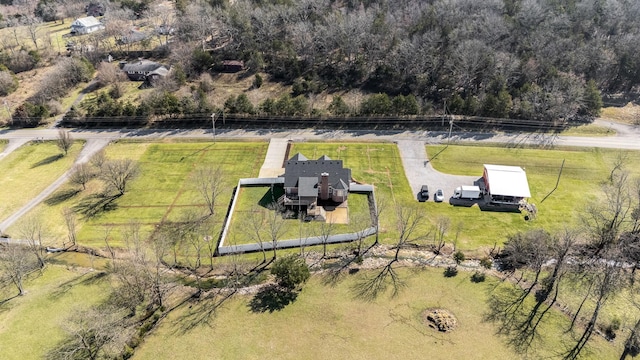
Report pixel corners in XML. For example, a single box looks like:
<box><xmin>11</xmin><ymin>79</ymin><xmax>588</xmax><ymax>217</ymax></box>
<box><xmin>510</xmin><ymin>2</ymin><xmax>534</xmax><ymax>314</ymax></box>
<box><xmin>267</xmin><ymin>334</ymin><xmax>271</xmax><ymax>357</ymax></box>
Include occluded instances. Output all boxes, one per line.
<box><xmin>117</xmin><ymin>29</ymin><xmax>149</xmax><ymax>45</ymax></box>
<box><xmin>70</xmin><ymin>16</ymin><xmax>104</xmax><ymax>35</ymax></box>
<box><xmin>120</xmin><ymin>59</ymin><xmax>170</xmax><ymax>83</ymax></box>
<box><xmin>278</xmin><ymin>153</ymin><xmax>351</xmax><ymax>219</ymax></box>
<box><xmin>221</xmin><ymin>60</ymin><xmax>245</xmax><ymax>73</ymax></box>
<box><xmin>482</xmin><ymin>164</ymin><xmax>531</xmax><ymax>205</ymax></box>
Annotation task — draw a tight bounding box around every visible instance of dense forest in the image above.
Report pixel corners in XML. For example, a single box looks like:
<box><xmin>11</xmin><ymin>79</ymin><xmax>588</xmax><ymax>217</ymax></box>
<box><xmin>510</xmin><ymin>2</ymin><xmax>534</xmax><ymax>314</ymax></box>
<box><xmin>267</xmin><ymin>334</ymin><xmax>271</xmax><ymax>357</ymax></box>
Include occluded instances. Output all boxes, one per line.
<box><xmin>3</xmin><ymin>0</ymin><xmax>640</xmax><ymax>124</ymax></box>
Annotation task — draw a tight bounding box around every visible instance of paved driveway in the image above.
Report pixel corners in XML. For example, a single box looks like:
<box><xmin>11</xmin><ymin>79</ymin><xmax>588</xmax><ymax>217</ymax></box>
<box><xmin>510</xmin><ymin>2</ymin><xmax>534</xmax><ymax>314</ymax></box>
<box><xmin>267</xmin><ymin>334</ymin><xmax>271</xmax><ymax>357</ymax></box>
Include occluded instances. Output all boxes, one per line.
<box><xmin>397</xmin><ymin>140</ymin><xmax>478</xmax><ymax>203</ymax></box>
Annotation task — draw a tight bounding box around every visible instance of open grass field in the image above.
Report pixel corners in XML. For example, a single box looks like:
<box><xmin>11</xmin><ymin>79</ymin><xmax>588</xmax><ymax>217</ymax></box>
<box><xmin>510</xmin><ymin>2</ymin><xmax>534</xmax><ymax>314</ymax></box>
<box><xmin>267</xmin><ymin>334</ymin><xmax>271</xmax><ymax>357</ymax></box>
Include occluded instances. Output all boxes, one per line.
<box><xmin>132</xmin><ymin>267</ymin><xmax>620</xmax><ymax>360</ymax></box>
<box><xmin>0</xmin><ymin>141</ymin><xmax>82</xmax><ymax>225</ymax></box>
<box><xmin>425</xmin><ymin>144</ymin><xmax>640</xmax><ymax>252</ymax></box>
<box><xmin>0</xmin><ymin>265</ymin><xmax>110</xmax><ymax>360</ymax></box>
<box><xmin>11</xmin><ymin>141</ymin><xmax>268</xmax><ymax>247</ymax></box>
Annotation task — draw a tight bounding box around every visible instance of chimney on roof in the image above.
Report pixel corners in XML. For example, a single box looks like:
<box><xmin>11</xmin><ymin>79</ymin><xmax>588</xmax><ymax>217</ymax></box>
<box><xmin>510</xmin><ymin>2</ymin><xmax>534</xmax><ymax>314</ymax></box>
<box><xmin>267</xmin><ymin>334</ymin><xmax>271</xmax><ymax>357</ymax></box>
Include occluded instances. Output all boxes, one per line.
<box><xmin>319</xmin><ymin>172</ymin><xmax>329</xmax><ymax>200</ymax></box>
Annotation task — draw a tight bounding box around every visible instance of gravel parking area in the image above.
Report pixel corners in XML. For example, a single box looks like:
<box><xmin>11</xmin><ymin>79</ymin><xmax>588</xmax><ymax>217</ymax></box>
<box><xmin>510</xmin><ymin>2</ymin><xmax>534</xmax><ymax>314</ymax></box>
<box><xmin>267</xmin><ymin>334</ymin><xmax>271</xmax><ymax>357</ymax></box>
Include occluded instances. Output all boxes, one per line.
<box><xmin>396</xmin><ymin>140</ymin><xmax>479</xmax><ymax>203</ymax></box>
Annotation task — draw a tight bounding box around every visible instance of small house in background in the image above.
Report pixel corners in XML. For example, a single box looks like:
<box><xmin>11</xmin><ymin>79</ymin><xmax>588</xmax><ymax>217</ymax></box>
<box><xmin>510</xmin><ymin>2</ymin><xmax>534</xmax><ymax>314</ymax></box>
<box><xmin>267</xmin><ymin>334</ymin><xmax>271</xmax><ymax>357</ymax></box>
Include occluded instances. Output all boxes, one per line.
<box><xmin>117</xmin><ymin>29</ymin><xmax>149</xmax><ymax>45</ymax></box>
<box><xmin>221</xmin><ymin>60</ymin><xmax>244</xmax><ymax>73</ymax></box>
<box><xmin>70</xmin><ymin>16</ymin><xmax>104</xmax><ymax>35</ymax></box>
<box><xmin>85</xmin><ymin>2</ymin><xmax>105</xmax><ymax>17</ymax></box>
<box><xmin>482</xmin><ymin>164</ymin><xmax>531</xmax><ymax>205</ymax></box>
<box><xmin>278</xmin><ymin>153</ymin><xmax>351</xmax><ymax>220</ymax></box>
<box><xmin>120</xmin><ymin>59</ymin><xmax>170</xmax><ymax>83</ymax></box>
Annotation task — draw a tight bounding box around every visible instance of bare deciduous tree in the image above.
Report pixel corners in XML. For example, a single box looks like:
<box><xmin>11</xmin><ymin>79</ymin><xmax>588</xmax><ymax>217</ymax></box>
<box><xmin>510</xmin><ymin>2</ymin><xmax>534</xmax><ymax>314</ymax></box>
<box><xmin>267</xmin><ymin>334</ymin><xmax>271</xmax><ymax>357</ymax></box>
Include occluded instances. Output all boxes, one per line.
<box><xmin>62</xmin><ymin>207</ymin><xmax>77</xmax><ymax>247</ymax></box>
<box><xmin>18</xmin><ymin>216</ymin><xmax>47</xmax><ymax>269</ymax></box>
<box><xmin>318</xmin><ymin>217</ymin><xmax>336</xmax><ymax>258</ymax></box>
<box><xmin>393</xmin><ymin>205</ymin><xmax>427</xmax><ymax>261</ymax></box>
<box><xmin>46</xmin><ymin>306</ymin><xmax>131</xmax><ymax>360</ymax></box>
<box><xmin>96</xmin><ymin>62</ymin><xmax>126</xmax><ymax>87</ymax></box>
<box><xmin>99</xmin><ymin>159</ymin><xmax>140</xmax><ymax>195</ymax></box>
<box><xmin>57</xmin><ymin>129</ymin><xmax>72</xmax><ymax>156</ymax></box>
<box><xmin>193</xmin><ymin>166</ymin><xmax>225</xmax><ymax>216</ymax></box>
<box><xmin>431</xmin><ymin>216</ymin><xmax>450</xmax><ymax>255</ymax></box>
<box><xmin>0</xmin><ymin>244</ymin><xmax>39</xmax><ymax>297</ymax></box>
<box><xmin>90</xmin><ymin>149</ymin><xmax>106</xmax><ymax>169</ymax></box>
<box><xmin>69</xmin><ymin>163</ymin><xmax>95</xmax><ymax>190</ymax></box>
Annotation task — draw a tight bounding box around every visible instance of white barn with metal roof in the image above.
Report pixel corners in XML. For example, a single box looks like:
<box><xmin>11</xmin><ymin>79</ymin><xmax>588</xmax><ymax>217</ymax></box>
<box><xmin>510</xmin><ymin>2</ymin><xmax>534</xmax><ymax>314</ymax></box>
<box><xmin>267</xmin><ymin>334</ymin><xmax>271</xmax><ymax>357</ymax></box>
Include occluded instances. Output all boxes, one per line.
<box><xmin>482</xmin><ymin>164</ymin><xmax>531</xmax><ymax>204</ymax></box>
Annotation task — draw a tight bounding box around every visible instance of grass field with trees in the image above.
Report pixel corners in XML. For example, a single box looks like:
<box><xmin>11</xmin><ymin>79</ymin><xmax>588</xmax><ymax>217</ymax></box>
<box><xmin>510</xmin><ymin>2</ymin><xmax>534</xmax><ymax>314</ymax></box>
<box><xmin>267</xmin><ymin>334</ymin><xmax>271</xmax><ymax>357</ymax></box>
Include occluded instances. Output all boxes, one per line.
<box><xmin>0</xmin><ymin>141</ymin><xmax>81</xmax><ymax>222</ymax></box>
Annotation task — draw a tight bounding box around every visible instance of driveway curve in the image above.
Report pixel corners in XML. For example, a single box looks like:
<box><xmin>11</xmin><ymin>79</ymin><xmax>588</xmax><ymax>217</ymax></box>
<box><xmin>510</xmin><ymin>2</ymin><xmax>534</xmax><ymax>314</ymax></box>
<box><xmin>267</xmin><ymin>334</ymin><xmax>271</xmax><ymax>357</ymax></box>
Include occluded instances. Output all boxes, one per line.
<box><xmin>0</xmin><ymin>138</ymin><xmax>111</xmax><ymax>233</ymax></box>
<box><xmin>397</xmin><ymin>140</ymin><xmax>478</xmax><ymax>202</ymax></box>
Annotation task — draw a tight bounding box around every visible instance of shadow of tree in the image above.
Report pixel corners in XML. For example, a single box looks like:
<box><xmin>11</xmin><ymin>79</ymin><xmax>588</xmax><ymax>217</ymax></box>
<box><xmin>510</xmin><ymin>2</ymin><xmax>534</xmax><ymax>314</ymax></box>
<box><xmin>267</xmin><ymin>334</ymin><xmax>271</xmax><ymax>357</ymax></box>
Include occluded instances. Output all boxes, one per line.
<box><xmin>249</xmin><ymin>284</ymin><xmax>298</xmax><ymax>313</ymax></box>
<box><xmin>45</xmin><ymin>188</ymin><xmax>81</xmax><ymax>206</ymax></box>
<box><xmin>31</xmin><ymin>153</ymin><xmax>64</xmax><ymax>168</ymax></box>
<box><xmin>172</xmin><ymin>289</ymin><xmax>237</xmax><ymax>334</ymax></box>
<box><xmin>49</xmin><ymin>272</ymin><xmax>107</xmax><ymax>300</ymax></box>
<box><xmin>72</xmin><ymin>193</ymin><xmax>120</xmax><ymax>218</ymax></box>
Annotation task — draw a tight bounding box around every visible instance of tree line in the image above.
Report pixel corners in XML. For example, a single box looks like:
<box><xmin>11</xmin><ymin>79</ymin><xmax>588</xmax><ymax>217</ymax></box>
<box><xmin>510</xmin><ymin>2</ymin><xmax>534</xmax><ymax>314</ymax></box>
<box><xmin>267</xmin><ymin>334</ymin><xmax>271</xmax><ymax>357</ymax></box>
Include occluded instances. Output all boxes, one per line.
<box><xmin>5</xmin><ymin>0</ymin><xmax>638</xmax><ymax>127</ymax></box>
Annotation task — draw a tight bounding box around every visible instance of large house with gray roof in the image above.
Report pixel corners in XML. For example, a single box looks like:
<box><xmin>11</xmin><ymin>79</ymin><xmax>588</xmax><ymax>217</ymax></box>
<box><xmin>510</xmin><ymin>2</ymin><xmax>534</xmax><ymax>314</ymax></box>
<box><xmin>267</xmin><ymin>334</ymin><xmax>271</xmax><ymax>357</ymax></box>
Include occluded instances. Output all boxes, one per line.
<box><xmin>119</xmin><ymin>60</ymin><xmax>170</xmax><ymax>82</ymax></box>
<box><xmin>278</xmin><ymin>153</ymin><xmax>351</xmax><ymax>218</ymax></box>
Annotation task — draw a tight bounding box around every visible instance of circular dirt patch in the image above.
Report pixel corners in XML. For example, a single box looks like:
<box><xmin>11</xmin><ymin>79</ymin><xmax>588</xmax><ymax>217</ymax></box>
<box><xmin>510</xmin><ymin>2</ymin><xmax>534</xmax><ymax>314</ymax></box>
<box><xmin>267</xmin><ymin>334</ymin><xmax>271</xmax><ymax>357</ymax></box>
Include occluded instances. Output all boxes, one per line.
<box><xmin>423</xmin><ymin>308</ymin><xmax>458</xmax><ymax>332</ymax></box>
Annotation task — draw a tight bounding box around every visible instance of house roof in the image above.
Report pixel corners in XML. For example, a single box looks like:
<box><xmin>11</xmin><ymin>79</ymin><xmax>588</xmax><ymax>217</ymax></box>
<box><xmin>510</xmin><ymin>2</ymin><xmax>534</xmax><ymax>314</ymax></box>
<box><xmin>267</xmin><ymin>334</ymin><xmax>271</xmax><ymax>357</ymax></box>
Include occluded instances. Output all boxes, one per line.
<box><xmin>484</xmin><ymin>164</ymin><xmax>531</xmax><ymax>198</ymax></box>
<box><xmin>72</xmin><ymin>16</ymin><xmax>102</xmax><ymax>28</ymax></box>
<box><xmin>148</xmin><ymin>67</ymin><xmax>170</xmax><ymax>77</ymax></box>
<box><xmin>283</xmin><ymin>154</ymin><xmax>351</xmax><ymax>191</ymax></box>
<box><xmin>298</xmin><ymin>177</ymin><xmax>318</xmax><ymax>197</ymax></box>
<box><xmin>121</xmin><ymin>60</ymin><xmax>168</xmax><ymax>73</ymax></box>
<box><xmin>335</xmin><ymin>179</ymin><xmax>348</xmax><ymax>190</ymax></box>
<box><xmin>289</xmin><ymin>153</ymin><xmax>307</xmax><ymax>161</ymax></box>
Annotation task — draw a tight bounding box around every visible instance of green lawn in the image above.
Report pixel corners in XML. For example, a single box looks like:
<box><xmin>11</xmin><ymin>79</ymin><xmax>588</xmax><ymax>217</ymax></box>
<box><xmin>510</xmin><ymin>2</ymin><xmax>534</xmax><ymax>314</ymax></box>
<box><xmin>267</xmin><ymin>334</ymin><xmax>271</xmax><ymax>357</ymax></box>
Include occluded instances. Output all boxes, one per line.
<box><xmin>0</xmin><ymin>141</ymin><xmax>82</xmax><ymax>227</ymax></box>
<box><xmin>16</xmin><ymin>141</ymin><xmax>268</xmax><ymax>247</ymax></box>
<box><xmin>424</xmin><ymin>144</ymin><xmax>640</xmax><ymax>252</ymax></box>
<box><xmin>288</xmin><ymin>143</ymin><xmax>413</xmax><ymax>243</ymax></box>
<box><xmin>0</xmin><ymin>265</ymin><xmax>110</xmax><ymax>360</ymax></box>
<box><xmin>131</xmin><ymin>267</ymin><xmax>620</xmax><ymax>360</ymax></box>
<box><xmin>228</xmin><ymin>187</ymin><xmax>370</xmax><ymax>245</ymax></box>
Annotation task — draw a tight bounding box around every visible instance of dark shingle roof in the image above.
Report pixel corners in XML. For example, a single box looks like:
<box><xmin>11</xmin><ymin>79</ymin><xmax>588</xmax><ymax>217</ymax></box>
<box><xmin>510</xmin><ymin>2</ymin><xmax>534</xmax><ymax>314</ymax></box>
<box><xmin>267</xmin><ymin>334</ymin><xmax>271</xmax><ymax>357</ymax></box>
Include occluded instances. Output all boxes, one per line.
<box><xmin>121</xmin><ymin>60</ymin><xmax>167</xmax><ymax>73</ymax></box>
<box><xmin>289</xmin><ymin>153</ymin><xmax>308</xmax><ymax>161</ymax></box>
<box><xmin>298</xmin><ymin>177</ymin><xmax>318</xmax><ymax>197</ymax></box>
<box><xmin>283</xmin><ymin>154</ymin><xmax>351</xmax><ymax>190</ymax></box>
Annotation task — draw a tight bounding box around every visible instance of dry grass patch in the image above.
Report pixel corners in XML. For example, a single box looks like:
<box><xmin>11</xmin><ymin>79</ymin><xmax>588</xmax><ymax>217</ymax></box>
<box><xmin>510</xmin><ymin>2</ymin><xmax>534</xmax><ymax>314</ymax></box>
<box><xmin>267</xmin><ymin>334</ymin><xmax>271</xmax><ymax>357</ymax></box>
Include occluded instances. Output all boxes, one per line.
<box><xmin>601</xmin><ymin>103</ymin><xmax>640</xmax><ymax>125</ymax></box>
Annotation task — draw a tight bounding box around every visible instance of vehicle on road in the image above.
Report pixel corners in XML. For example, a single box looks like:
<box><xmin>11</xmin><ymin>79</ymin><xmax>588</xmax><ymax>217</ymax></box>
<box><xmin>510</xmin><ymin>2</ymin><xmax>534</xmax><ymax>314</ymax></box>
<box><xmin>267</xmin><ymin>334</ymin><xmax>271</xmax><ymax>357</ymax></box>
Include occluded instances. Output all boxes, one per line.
<box><xmin>418</xmin><ymin>185</ymin><xmax>429</xmax><ymax>202</ymax></box>
<box><xmin>434</xmin><ymin>189</ymin><xmax>444</xmax><ymax>202</ymax></box>
<box><xmin>453</xmin><ymin>185</ymin><xmax>482</xmax><ymax>200</ymax></box>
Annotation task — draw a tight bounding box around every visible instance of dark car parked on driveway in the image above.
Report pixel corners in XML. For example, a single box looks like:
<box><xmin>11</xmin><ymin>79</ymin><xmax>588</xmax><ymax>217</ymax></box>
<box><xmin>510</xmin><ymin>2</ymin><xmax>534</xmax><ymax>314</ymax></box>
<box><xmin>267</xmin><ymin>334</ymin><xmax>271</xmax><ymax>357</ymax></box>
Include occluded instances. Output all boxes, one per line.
<box><xmin>418</xmin><ymin>185</ymin><xmax>429</xmax><ymax>202</ymax></box>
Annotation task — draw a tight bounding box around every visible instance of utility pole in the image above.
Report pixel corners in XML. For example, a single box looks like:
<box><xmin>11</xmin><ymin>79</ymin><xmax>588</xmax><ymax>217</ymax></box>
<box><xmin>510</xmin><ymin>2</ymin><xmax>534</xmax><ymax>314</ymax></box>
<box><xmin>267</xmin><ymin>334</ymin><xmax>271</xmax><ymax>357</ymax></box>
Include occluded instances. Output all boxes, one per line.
<box><xmin>448</xmin><ymin>115</ymin><xmax>454</xmax><ymax>144</ymax></box>
<box><xmin>211</xmin><ymin>112</ymin><xmax>216</xmax><ymax>143</ymax></box>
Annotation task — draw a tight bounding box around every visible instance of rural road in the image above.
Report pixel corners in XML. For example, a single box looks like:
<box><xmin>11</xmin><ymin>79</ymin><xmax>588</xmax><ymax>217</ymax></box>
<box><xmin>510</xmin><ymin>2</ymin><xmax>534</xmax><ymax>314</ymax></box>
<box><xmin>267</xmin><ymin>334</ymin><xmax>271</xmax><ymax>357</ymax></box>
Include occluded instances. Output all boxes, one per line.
<box><xmin>1</xmin><ymin>124</ymin><xmax>639</xmax><ymax>150</ymax></box>
<box><xmin>0</xmin><ymin>123</ymin><xmax>638</xmax><ymax>238</ymax></box>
